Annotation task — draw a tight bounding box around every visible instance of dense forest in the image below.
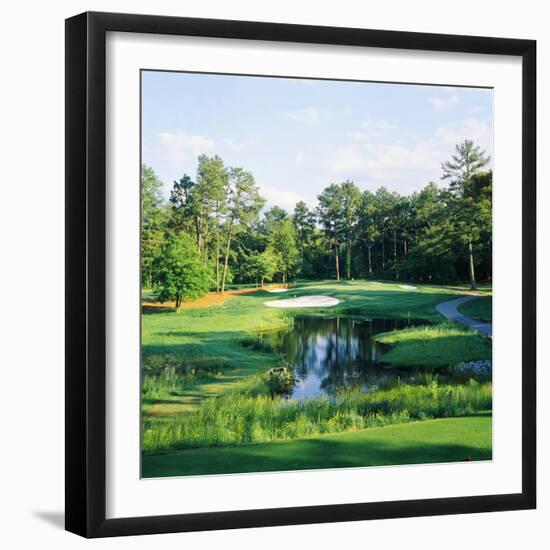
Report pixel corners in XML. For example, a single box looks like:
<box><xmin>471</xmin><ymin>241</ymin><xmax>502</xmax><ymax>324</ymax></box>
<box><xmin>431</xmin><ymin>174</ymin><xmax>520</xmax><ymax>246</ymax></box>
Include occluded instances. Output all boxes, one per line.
<box><xmin>142</xmin><ymin>140</ymin><xmax>492</xmax><ymax>307</ymax></box>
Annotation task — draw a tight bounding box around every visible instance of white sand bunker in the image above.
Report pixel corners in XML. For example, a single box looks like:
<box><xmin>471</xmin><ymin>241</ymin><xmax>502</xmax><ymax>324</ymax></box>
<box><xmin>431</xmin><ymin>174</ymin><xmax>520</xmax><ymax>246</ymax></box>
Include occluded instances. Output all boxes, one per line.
<box><xmin>267</xmin><ymin>288</ymin><xmax>290</xmax><ymax>293</ymax></box>
<box><xmin>399</xmin><ymin>285</ymin><xmax>417</xmax><ymax>290</ymax></box>
<box><xmin>265</xmin><ymin>295</ymin><xmax>340</xmax><ymax>308</ymax></box>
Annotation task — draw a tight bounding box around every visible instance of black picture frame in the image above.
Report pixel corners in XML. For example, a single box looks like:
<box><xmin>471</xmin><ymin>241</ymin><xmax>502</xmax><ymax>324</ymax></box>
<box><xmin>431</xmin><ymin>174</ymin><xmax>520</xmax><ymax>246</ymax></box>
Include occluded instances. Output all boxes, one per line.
<box><xmin>65</xmin><ymin>11</ymin><xmax>536</xmax><ymax>538</ymax></box>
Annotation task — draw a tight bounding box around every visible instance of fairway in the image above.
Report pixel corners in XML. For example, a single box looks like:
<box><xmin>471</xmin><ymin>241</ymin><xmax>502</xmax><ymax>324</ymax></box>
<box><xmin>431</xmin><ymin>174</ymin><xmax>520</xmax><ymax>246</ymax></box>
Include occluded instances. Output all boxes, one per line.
<box><xmin>142</xmin><ymin>414</ymin><xmax>492</xmax><ymax>477</ymax></box>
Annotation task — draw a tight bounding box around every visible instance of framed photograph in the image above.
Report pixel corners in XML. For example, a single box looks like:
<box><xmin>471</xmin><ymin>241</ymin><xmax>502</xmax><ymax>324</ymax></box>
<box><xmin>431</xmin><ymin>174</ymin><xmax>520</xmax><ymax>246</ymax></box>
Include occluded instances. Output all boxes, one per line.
<box><xmin>65</xmin><ymin>11</ymin><xmax>536</xmax><ymax>538</ymax></box>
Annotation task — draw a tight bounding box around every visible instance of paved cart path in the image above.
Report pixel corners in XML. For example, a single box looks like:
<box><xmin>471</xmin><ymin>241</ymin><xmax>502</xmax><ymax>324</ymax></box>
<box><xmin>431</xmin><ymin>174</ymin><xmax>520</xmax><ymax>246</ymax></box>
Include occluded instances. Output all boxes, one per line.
<box><xmin>435</xmin><ymin>296</ymin><xmax>492</xmax><ymax>337</ymax></box>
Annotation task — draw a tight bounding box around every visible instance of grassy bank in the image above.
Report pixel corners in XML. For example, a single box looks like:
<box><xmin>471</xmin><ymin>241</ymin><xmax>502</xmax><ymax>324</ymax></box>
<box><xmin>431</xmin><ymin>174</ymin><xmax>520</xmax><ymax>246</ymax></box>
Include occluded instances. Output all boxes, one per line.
<box><xmin>458</xmin><ymin>296</ymin><xmax>493</xmax><ymax>322</ymax></box>
<box><xmin>142</xmin><ymin>413</ymin><xmax>492</xmax><ymax>477</ymax></box>
<box><xmin>374</xmin><ymin>323</ymin><xmax>492</xmax><ymax>368</ymax></box>
<box><xmin>142</xmin><ymin>379</ymin><xmax>491</xmax><ymax>453</ymax></box>
<box><xmin>141</xmin><ymin>290</ymin><xmax>291</xmax><ymax>414</ymax></box>
<box><xmin>141</xmin><ymin>280</ymin><xmax>487</xmax><ymax>413</ymax></box>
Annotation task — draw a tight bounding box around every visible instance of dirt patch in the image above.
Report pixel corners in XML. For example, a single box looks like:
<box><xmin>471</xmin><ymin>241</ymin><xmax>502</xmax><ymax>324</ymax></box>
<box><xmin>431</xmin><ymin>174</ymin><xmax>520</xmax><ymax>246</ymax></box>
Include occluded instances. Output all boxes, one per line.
<box><xmin>143</xmin><ymin>291</ymin><xmax>238</xmax><ymax>312</ymax></box>
<box><xmin>142</xmin><ymin>284</ymin><xmax>290</xmax><ymax>312</ymax></box>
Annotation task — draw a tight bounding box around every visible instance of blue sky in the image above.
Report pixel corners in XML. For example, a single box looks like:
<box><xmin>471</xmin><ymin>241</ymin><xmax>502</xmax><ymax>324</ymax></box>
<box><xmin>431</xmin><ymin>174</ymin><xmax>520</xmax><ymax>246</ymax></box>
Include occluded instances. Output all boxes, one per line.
<box><xmin>142</xmin><ymin>70</ymin><xmax>493</xmax><ymax>212</ymax></box>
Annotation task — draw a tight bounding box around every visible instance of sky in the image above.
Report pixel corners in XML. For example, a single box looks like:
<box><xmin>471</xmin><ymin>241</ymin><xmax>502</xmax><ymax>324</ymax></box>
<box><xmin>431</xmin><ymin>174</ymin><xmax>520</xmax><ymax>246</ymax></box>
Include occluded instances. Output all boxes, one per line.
<box><xmin>142</xmin><ymin>70</ymin><xmax>493</xmax><ymax>212</ymax></box>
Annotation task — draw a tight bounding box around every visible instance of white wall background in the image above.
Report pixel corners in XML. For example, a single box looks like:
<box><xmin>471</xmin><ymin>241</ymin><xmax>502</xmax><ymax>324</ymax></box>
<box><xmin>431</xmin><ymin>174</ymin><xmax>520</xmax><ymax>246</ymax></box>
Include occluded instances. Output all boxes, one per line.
<box><xmin>0</xmin><ymin>1</ymin><xmax>546</xmax><ymax>548</ymax></box>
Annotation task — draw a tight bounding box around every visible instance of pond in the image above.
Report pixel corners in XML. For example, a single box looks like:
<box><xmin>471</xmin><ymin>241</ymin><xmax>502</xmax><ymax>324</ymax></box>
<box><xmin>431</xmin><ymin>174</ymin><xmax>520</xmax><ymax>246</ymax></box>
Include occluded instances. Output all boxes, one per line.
<box><xmin>265</xmin><ymin>315</ymin><xmax>430</xmax><ymax>399</ymax></box>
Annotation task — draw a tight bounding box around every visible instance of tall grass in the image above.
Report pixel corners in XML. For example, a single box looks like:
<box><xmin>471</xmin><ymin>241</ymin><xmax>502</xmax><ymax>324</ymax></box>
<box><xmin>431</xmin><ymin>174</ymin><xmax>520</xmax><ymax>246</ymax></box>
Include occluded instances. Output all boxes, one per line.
<box><xmin>376</xmin><ymin>322</ymin><xmax>475</xmax><ymax>343</ymax></box>
<box><xmin>142</xmin><ymin>354</ymin><xmax>228</xmax><ymax>401</ymax></box>
<box><xmin>142</xmin><ymin>379</ymin><xmax>491</xmax><ymax>453</ymax></box>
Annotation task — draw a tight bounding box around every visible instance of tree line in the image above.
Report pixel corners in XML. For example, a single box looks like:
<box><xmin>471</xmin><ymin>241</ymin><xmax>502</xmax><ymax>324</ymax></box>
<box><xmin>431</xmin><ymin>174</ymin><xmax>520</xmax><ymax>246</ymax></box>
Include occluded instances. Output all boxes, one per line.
<box><xmin>142</xmin><ymin>140</ymin><xmax>492</xmax><ymax>307</ymax></box>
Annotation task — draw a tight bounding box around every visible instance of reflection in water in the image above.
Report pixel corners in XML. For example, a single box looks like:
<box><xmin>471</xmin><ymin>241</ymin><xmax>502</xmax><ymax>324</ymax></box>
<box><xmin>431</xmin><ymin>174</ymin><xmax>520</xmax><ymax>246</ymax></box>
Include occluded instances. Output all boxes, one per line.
<box><xmin>266</xmin><ymin>316</ymin><xmax>429</xmax><ymax>399</ymax></box>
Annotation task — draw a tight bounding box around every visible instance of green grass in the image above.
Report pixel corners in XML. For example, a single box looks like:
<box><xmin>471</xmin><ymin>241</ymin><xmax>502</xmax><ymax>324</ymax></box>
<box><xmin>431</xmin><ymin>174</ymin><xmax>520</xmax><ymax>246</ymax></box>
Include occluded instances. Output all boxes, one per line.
<box><xmin>374</xmin><ymin>323</ymin><xmax>492</xmax><ymax>368</ymax></box>
<box><xmin>141</xmin><ymin>279</ymin><xmax>493</xmax><ymax>475</ymax></box>
<box><xmin>141</xmin><ymin>293</ymin><xmax>291</xmax><ymax>413</ymax></box>
<box><xmin>276</xmin><ymin>279</ymin><xmax>477</xmax><ymax>323</ymax></box>
<box><xmin>142</xmin><ymin>413</ymin><xmax>492</xmax><ymax>477</ymax></box>
<box><xmin>141</xmin><ymin>280</ymin><xmax>487</xmax><ymax>413</ymax></box>
<box><xmin>458</xmin><ymin>296</ymin><xmax>493</xmax><ymax>322</ymax></box>
<box><xmin>142</xmin><ymin>380</ymin><xmax>491</xmax><ymax>453</ymax></box>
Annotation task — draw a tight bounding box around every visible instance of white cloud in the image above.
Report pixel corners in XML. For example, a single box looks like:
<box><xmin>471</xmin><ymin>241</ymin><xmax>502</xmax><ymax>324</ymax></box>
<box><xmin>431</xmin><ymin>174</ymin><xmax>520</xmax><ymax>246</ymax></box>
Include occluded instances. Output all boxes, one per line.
<box><xmin>469</xmin><ymin>106</ymin><xmax>484</xmax><ymax>115</ymax></box>
<box><xmin>361</xmin><ymin>117</ymin><xmax>394</xmax><ymax>130</ymax></box>
<box><xmin>327</xmin><ymin>116</ymin><xmax>492</xmax><ymax>193</ymax></box>
<box><xmin>259</xmin><ymin>184</ymin><xmax>307</xmax><ymax>212</ymax></box>
<box><xmin>157</xmin><ymin>132</ymin><xmax>248</xmax><ymax>171</ymax></box>
<box><xmin>328</xmin><ymin>148</ymin><xmax>377</xmax><ymax>175</ymax></box>
<box><xmin>434</xmin><ymin>117</ymin><xmax>493</xmax><ymax>156</ymax></box>
<box><xmin>348</xmin><ymin>131</ymin><xmax>371</xmax><ymax>141</ymax></box>
<box><xmin>286</xmin><ymin>108</ymin><xmax>320</xmax><ymax>125</ymax></box>
<box><xmin>328</xmin><ymin>142</ymin><xmax>440</xmax><ymax>188</ymax></box>
<box><xmin>353</xmin><ymin>119</ymin><xmax>395</xmax><ymax>141</ymax></box>
<box><xmin>375</xmin><ymin>119</ymin><xmax>394</xmax><ymax>130</ymax></box>
<box><xmin>295</xmin><ymin>151</ymin><xmax>305</xmax><ymax>163</ymax></box>
<box><xmin>223</xmin><ymin>138</ymin><xmax>245</xmax><ymax>153</ymax></box>
<box><xmin>427</xmin><ymin>94</ymin><xmax>460</xmax><ymax>111</ymax></box>
<box><xmin>159</xmin><ymin>131</ymin><xmax>215</xmax><ymax>161</ymax></box>
<box><xmin>348</xmin><ymin>128</ymin><xmax>389</xmax><ymax>142</ymax></box>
